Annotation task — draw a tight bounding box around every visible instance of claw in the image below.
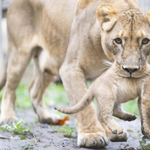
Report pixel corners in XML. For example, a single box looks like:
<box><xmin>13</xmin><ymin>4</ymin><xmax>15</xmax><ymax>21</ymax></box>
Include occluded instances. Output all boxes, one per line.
<box><xmin>93</xmin><ymin>141</ymin><xmax>96</xmax><ymax>145</ymax></box>
<box><xmin>99</xmin><ymin>138</ymin><xmax>104</xmax><ymax>144</ymax></box>
<box><xmin>113</xmin><ymin>130</ymin><xmax>117</xmax><ymax>134</ymax></box>
<box><xmin>78</xmin><ymin>132</ymin><xmax>108</xmax><ymax>148</ymax></box>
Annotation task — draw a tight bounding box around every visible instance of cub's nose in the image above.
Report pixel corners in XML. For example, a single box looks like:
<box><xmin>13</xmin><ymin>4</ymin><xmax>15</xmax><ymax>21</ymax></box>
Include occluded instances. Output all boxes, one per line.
<box><xmin>122</xmin><ymin>67</ymin><xmax>139</xmax><ymax>74</ymax></box>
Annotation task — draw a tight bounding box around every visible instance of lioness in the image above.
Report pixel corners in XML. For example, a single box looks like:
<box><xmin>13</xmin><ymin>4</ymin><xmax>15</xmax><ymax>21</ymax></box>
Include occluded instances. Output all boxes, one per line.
<box><xmin>0</xmin><ymin>0</ymin><xmax>150</xmax><ymax>148</ymax></box>
<box><xmin>55</xmin><ymin>63</ymin><xmax>150</xmax><ymax>137</ymax></box>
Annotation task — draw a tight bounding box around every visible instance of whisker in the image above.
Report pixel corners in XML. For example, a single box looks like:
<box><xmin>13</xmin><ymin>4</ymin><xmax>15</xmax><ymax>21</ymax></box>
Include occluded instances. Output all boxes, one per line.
<box><xmin>99</xmin><ymin>60</ymin><xmax>113</xmax><ymax>73</ymax></box>
<box><xmin>142</xmin><ymin>72</ymin><xmax>150</xmax><ymax>77</ymax></box>
<box><xmin>102</xmin><ymin>60</ymin><xmax>113</xmax><ymax>67</ymax></box>
<box><xmin>99</xmin><ymin>66</ymin><xmax>110</xmax><ymax>73</ymax></box>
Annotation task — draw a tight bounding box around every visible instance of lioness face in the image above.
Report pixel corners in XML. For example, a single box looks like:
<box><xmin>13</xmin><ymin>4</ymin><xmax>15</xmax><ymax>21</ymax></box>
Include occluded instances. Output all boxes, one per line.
<box><xmin>97</xmin><ymin>4</ymin><xmax>150</xmax><ymax>78</ymax></box>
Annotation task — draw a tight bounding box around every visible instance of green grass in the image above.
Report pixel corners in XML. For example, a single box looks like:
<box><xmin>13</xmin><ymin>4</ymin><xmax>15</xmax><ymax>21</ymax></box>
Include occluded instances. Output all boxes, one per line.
<box><xmin>139</xmin><ymin>137</ymin><xmax>150</xmax><ymax>150</ymax></box>
<box><xmin>0</xmin><ymin>82</ymin><xmax>68</xmax><ymax>109</ymax></box>
<box><xmin>123</xmin><ymin>99</ymin><xmax>139</xmax><ymax>115</ymax></box>
<box><xmin>56</xmin><ymin>124</ymin><xmax>76</xmax><ymax>138</ymax></box>
<box><xmin>1</xmin><ymin>119</ymin><xmax>32</xmax><ymax>134</ymax></box>
<box><xmin>0</xmin><ymin>84</ymin><xmax>32</xmax><ymax>109</ymax></box>
<box><xmin>15</xmin><ymin>84</ymin><xmax>32</xmax><ymax>109</ymax></box>
<box><xmin>0</xmin><ymin>81</ymin><xmax>139</xmax><ymax>115</ymax></box>
<box><xmin>1</xmin><ymin>119</ymin><xmax>33</xmax><ymax>140</ymax></box>
<box><xmin>44</xmin><ymin>83</ymin><xmax>68</xmax><ymax>105</ymax></box>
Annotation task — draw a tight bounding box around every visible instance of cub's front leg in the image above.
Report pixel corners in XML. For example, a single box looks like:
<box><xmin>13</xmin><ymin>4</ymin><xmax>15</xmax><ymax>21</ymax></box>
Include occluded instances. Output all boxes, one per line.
<box><xmin>95</xmin><ymin>83</ymin><xmax>124</xmax><ymax>135</ymax></box>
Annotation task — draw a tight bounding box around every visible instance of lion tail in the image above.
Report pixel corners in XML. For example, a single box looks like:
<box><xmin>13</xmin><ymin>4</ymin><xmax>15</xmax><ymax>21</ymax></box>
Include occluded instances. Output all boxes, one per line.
<box><xmin>54</xmin><ymin>89</ymin><xmax>94</xmax><ymax>114</ymax></box>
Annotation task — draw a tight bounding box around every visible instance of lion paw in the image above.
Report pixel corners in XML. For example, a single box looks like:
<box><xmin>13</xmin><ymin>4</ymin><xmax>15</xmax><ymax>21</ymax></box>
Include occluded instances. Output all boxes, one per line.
<box><xmin>124</xmin><ymin>114</ymin><xmax>137</xmax><ymax>122</ymax></box>
<box><xmin>102</xmin><ymin>122</ymin><xmax>128</xmax><ymax>141</ymax></box>
<box><xmin>39</xmin><ymin>114</ymin><xmax>61</xmax><ymax>124</ymax></box>
<box><xmin>78</xmin><ymin>131</ymin><xmax>109</xmax><ymax>148</ymax></box>
<box><xmin>108</xmin><ymin>123</ymin><xmax>124</xmax><ymax>135</ymax></box>
<box><xmin>0</xmin><ymin>116</ymin><xmax>18</xmax><ymax>126</ymax></box>
<box><xmin>109</xmin><ymin>129</ymin><xmax>128</xmax><ymax>142</ymax></box>
<box><xmin>112</xmin><ymin>126</ymin><xmax>124</xmax><ymax>135</ymax></box>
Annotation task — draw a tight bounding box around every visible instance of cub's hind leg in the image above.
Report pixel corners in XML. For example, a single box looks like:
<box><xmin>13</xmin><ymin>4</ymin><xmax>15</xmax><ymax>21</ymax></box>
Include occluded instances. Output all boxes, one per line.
<box><xmin>113</xmin><ymin>103</ymin><xmax>137</xmax><ymax>121</ymax></box>
<box><xmin>29</xmin><ymin>50</ymin><xmax>59</xmax><ymax>124</ymax></box>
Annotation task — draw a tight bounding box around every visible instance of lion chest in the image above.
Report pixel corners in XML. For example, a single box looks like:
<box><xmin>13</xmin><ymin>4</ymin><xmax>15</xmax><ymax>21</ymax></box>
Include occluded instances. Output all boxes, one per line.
<box><xmin>116</xmin><ymin>78</ymin><xmax>142</xmax><ymax>103</ymax></box>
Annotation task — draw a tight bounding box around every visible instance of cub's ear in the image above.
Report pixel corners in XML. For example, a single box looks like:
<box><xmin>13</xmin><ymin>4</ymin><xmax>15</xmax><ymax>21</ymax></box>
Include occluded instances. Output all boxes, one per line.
<box><xmin>97</xmin><ymin>4</ymin><xmax>118</xmax><ymax>32</ymax></box>
<box><xmin>147</xmin><ymin>10</ymin><xmax>150</xmax><ymax>23</ymax></box>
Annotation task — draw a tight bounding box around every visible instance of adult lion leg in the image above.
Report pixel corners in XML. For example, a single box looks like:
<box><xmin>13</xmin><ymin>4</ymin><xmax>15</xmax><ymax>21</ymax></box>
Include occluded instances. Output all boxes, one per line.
<box><xmin>113</xmin><ymin>103</ymin><xmax>137</xmax><ymax>121</ymax></box>
<box><xmin>29</xmin><ymin>51</ymin><xmax>59</xmax><ymax>124</ymax></box>
<box><xmin>0</xmin><ymin>46</ymin><xmax>32</xmax><ymax>125</ymax></box>
<box><xmin>60</xmin><ymin>66</ymin><xmax>108</xmax><ymax>148</ymax></box>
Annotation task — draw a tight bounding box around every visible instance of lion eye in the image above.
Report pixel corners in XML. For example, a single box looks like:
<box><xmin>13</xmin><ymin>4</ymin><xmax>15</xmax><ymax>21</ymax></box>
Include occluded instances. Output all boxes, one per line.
<box><xmin>142</xmin><ymin>38</ymin><xmax>149</xmax><ymax>45</ymax></box>
<box><xmin>114</xmin><ymin>38</ymin><xmax>122</xmax><ymax>44</ymax></box>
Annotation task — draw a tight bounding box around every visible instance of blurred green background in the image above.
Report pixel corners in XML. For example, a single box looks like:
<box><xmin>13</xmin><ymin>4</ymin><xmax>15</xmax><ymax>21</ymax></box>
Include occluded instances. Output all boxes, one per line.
<box><xmin>0</xmin><ymin>80</ymin><xmax>139</xmax><ymax>115</ymax></box>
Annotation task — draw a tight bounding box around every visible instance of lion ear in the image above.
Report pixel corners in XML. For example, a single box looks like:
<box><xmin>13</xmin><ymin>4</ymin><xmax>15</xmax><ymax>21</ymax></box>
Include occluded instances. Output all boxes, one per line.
<box><xmin>147</xmin><ymin>10</ymin><xmax>150</xmax><ymax>23</ymax></box>
<box><xmin>97</xmin><ymin>4</ymin><xmax>118</xmax><ymax>32</ymax></box>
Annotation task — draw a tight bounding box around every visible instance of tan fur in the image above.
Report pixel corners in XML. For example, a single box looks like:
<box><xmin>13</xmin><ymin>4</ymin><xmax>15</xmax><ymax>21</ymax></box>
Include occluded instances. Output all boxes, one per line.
<box><xmin>55</xmin><ymin>64</ymin><xmax>142</xmax><ymax>135</ymax></box>
<box><xmin>1</xmin><ymin>0</ymin><xmax>150</xmax><ymax>148</ymax></box>
<box><xmin>97</xmin><ymin>4</ymin><xmax>119</xmax><ymax>32</ymax></box>
<box><xmin>77</xmin><ymin>0</ymin><xmax>93</xmax><ymax>8</ymax></box>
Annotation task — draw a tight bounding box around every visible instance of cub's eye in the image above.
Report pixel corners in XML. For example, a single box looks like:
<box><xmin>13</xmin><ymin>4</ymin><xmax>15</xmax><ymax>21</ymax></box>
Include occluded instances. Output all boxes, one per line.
<box><xmin>142</xmin><ymin>38</ymin><xmax>149</xmax><ymax>45</ymax></box>
<box><xmin>114</xmin><ymin>38</ymin><xmax>122</xmax><ymax>44</ymax></box>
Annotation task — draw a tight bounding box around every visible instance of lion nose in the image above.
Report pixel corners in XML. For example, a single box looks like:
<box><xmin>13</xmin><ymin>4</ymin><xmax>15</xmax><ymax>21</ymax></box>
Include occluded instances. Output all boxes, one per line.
<box><xmin>122</xmin><ymin>67</ymin><xmax>139</xmax><ymax>74</ymax></box>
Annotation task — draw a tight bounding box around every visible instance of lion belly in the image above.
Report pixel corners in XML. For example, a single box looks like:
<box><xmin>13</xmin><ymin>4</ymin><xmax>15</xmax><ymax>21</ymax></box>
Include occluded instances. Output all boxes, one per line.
<box><xmin>39</xmin><ymin>0</ymin><xmax>78</xmax><ymax>66</ymax></box>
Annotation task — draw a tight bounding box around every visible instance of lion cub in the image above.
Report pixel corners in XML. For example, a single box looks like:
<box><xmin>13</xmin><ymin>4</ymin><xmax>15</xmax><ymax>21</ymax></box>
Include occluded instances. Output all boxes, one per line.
<box><xmin>55</xmin><ymin>64</ymin><xmax>149</xmax><ymax>136</ymax></box>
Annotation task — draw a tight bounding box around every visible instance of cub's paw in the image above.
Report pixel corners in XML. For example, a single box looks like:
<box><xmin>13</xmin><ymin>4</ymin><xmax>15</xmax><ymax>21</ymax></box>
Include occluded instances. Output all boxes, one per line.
<box><xmin>109</xmin><ymin>129</ymin><xmax>128</xmax><ymax>142</ymax></box>
<box><xmin>124</xmin><ymin>114</ymin><xmax>137</xmax><ymax>122</ymax></box>
<box><xmin>108</xmin><ymin>122</ymin><xmax>124</xmax><ymax>135</ymax></box>
<box><xmin>78</xmin><ymin>132</ymin><xmax>109</xmax><ymax>148</ymax></box>
<box><xmin>112</xmin><ymin>127</ymin><xmax>123</xmax><ymax>135</ymax></box>
<box><xmin>0</xmin><ymin>116</ymin><xmax>18</xmax><ymax>126</ymax></box>
<box><xmin>102</xmin><ymin>122</ymin><xmax>128</xmax><ymax>141</ymax></box>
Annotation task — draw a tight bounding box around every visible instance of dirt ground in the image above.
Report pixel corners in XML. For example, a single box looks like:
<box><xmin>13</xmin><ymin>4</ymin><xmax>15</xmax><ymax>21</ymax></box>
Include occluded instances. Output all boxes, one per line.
<box><xmin>0</xmin><ymin>108</ymin><xmax>150</xmax><ymax>150</ymax></box>
<box><xmin>0</xmin><ymin>68</ymin><xmax>150</xmax><ymax>150</ymax></box>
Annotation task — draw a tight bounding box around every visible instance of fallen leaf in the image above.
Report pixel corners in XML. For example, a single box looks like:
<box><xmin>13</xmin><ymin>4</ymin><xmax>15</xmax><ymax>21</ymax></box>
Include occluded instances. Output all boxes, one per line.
<box><xmin>55</xmin><ymin>116</ymin><xmax>69</xmax><ymax>125</ymax></box>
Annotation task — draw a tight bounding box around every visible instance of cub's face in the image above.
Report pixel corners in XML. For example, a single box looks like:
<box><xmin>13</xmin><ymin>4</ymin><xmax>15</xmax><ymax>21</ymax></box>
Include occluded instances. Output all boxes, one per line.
<box><xmin>97</xmin><ymin>4</ymin><xmax>150</xmax><ymax>78</ymax></box>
